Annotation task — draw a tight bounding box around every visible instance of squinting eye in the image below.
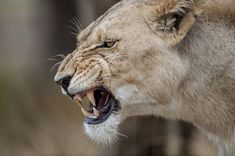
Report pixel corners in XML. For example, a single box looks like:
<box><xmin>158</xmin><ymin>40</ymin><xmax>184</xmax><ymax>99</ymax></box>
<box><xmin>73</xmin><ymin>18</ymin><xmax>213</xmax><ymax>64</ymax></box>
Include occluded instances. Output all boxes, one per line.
<box><xmin>103</xmin><ymin>40</ymin><xmax>116</xmax><ymax>48</ymax></box>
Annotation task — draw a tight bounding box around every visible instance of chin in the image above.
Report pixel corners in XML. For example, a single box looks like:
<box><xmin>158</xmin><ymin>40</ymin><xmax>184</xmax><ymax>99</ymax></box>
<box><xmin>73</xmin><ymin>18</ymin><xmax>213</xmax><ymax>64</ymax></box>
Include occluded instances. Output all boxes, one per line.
<box><xmin>84</xmin><ymin>113</ymin><xmax>123</xmax><ymax>145</ymax></box>
<box><xmin>61</xmin><ymin>85</ymin><xmax>124</xmax><ymax>145</ymax></box>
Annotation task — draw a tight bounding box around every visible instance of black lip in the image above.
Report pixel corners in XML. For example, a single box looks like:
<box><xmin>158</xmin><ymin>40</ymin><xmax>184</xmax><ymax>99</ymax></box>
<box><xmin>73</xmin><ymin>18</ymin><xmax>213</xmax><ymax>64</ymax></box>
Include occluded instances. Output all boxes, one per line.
<box><xmin>84</xmin><ymin>87</ymin><xmax>120</xmax><ymax>125</ymax></box>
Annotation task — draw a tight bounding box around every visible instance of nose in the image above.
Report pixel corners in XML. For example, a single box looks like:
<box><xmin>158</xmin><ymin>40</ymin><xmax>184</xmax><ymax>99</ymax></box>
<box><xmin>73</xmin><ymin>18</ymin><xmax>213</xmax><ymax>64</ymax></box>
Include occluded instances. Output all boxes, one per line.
<box><xmin>56</xmin><ymin>76</ymin><xmax>72</xmax><ymax>91</ymax></box>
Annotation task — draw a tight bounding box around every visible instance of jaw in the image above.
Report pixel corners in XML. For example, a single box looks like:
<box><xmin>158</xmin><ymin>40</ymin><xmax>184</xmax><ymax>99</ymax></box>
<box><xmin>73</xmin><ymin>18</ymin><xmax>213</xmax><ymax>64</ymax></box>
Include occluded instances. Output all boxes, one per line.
<box><xmin>83</xmin><ymin>84</ymin><xmax>157</xmax><ymax>145</ymax></box>
<box><xmin>84</xmin><ymin>113</ymin><xmax>123</xmax><ymax>145</ymax></box>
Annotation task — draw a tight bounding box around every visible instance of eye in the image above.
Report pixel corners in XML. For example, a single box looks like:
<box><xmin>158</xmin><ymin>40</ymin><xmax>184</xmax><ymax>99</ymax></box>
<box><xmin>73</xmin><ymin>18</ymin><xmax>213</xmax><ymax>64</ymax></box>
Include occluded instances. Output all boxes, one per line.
<box><xmin>101</xmin><ymin>40</ymin><xmax>116</xmax><ymax>48</ymax></box>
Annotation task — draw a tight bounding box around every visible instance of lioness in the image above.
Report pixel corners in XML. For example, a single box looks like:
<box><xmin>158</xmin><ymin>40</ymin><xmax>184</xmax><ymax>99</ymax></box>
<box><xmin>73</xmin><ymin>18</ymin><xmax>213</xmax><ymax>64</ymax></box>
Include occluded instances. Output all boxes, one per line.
<box><xmin>54</xmin><ymin>0</ymin><xmax>235</xmax><ymax>155</ymax></box>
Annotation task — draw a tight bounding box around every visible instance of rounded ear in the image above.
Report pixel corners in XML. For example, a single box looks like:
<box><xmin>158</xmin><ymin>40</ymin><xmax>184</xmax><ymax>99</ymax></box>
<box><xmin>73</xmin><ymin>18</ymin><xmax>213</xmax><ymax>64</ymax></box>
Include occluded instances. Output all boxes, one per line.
<box><xmin>144</xmin><ymin>0</ymin><xmax>205</xmax><ymax>46</ymax></box>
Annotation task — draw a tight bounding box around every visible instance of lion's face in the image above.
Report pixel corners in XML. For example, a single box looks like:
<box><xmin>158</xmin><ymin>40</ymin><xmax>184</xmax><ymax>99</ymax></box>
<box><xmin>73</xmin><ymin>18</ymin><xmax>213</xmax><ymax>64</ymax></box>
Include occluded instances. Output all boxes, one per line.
<box><xmin>54</xmin><ymin>0</ymin><xmax>203</xmax><ymax>145</ymax></box>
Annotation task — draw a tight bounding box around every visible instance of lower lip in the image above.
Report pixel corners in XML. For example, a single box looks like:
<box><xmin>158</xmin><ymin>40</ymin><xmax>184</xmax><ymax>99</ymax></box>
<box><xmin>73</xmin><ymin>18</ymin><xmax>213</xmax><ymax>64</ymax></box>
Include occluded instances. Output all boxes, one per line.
<box><xmin>84</xmin><ymin>97</ymin><xmax>116</xmax><ymax>125</ymax></box>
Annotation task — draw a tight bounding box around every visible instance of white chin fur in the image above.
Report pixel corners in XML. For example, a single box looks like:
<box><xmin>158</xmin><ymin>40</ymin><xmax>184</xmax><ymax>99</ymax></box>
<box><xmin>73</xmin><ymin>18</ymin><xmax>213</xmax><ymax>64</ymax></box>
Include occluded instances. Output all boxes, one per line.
<box><xmin>84</xmin><ymin>114</ymin><xmax>122</xmax><ymax>145</ymax></box>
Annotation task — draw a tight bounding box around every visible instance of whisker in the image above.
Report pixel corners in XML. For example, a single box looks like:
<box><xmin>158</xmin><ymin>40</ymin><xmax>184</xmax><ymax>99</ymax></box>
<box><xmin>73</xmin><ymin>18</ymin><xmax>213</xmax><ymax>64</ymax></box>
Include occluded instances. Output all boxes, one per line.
<box><xmin>74</xmin><ymin>17</ymin><xmax>83</xmax><ymax>30</ymax></box>
<box><xmin>50</xmin><ymin>61</ymin><xmax>62</xmax><ymax>72</ymax></box>
<box><xmin>47</xmin><ymin>58</ymin><xmax>58</xmax><ymax>62</ymax></box>
<box><xmin>52</xmin><ymin>54</ymin><xmax>66</xmax><ymax>59</ymax></box>
<box><xmin>48</xmin><ymin>54</ymin><xmax>64</xmax><ymax>63</ymax></box>
<box><xmin>83</xmin><ymin>133</ymin><xmax>90</xmax><ymax>146</ymax></box>
<box><xmin>117</xmin><ymin>132</ymin><xmax>128</xmax><ymax>138</ymax></box>
<box><xmin>70</xmin><ymin>18</ymin><xmax>81</xmax><ymax>32</ymax></box>
<box><xmin>79</xmin><ymin>129</ymin><xmax>86</xmax><ymax>137</ymax></box>
<box><xmin>70</xmin><ymin>31</ymin><xmax>79</xmax><ymax>37</ymax></box>
<box><xmin>68</xmin><ymin>25</ymin><xmax>79</xmax><ymax>37</ymax></box>
<box><xmin>69</xmin><ymin>17</ymin><xmax>83</xmax><ymax>37</ymax></box>
<box><xmin>68</xmin><ymin>17</ymin><xmax>83</xmax><ymax>38</ymax></box>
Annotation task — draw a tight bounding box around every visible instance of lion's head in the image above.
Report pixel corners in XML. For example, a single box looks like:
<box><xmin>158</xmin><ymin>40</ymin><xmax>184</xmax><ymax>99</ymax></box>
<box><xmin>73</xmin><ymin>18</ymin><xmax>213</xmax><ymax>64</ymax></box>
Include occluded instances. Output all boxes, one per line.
<box><xmin>54</xmin><ymin>0</ymin><xmax>204</xmax><ymax>145</ymax></box>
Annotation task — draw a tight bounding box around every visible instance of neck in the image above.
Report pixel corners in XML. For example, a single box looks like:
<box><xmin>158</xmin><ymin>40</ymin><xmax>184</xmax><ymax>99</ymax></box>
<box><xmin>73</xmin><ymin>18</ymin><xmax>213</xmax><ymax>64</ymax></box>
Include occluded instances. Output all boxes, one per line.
<box><xmin>176</xmin><ymin>7</ymin><xmax>235</xmax><ymax>139</ymax></box>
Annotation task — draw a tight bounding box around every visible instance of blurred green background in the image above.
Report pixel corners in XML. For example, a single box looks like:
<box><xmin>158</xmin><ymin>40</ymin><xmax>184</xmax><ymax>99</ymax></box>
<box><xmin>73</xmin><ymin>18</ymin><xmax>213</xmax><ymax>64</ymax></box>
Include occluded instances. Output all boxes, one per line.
<box><xmin>0</xmin><ymin>0</ymin><xmax>216</xmax><ymax>156</ymax></box>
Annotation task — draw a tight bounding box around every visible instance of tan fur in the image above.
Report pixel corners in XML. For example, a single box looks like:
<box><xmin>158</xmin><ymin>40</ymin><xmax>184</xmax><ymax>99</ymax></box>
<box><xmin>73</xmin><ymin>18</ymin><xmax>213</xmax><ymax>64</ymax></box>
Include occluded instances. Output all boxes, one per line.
<box><xmin>54</xmin><ymin>0</ymin><xmax>235</xmax><ymax>155</ymax></box>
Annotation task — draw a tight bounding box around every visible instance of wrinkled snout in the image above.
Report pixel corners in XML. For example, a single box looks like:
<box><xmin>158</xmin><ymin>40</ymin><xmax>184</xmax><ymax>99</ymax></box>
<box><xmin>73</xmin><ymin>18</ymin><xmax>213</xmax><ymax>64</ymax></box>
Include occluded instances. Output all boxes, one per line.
<box><xmin>54</xmin><ymin>52</ymin><xmax>110</xmax><ymax>97</ymax></box>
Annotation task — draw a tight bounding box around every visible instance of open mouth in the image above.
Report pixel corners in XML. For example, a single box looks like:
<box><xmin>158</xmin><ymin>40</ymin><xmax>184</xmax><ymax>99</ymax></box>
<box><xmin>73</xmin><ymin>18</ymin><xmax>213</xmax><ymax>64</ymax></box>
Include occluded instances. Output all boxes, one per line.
<box><xmin>72</xmin><ymin>86</ymin><xmax>119</xmax><ymax>124</ymax></box>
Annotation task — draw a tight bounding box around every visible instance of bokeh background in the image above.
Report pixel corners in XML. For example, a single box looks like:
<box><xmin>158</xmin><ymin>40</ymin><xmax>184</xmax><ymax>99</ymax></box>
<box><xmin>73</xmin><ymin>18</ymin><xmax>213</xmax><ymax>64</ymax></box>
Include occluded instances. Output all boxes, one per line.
<box><xmin>0</xmin><ymin>0</ymin><xmax>216</xmax><ymax>156</ymax></box>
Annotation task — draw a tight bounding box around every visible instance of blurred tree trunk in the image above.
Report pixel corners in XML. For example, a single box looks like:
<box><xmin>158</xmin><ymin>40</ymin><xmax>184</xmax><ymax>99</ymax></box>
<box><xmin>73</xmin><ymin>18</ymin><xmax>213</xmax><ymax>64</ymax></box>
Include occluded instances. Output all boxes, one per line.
<box><xmin>76</xmin><ymin>0</ymin><xmax>120</xmax><ymax>26</ymax></box>
<box><xmin>48</xmin><ymin>0</ymin><xmax>78</xmax><ymax>55</ymax></box>
<box><xmin>77</xmin><ymin>0</ymin><xmax>95</xmax><ymax>27</ymax></box>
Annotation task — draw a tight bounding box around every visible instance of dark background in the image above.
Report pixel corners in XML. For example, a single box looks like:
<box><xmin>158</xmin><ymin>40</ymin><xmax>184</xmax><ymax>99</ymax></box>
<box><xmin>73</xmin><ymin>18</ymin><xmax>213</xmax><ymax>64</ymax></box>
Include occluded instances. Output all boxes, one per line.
<box><xmin>0</xmin><ymin>0</ymin><xmax>215</xmax><ymax>155</ymax></box>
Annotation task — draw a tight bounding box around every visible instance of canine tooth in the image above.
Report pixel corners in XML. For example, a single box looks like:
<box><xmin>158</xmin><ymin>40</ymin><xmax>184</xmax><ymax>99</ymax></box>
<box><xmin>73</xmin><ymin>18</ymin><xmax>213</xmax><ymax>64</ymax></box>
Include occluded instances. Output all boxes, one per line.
<box><xmin>74</xmin><ymin>95</ymin><xmax>82</xmax><ymax>102</ymax></box>
<box><xmin>78</xmin><ymin>96</ymin><xmax>82</xmax><ymax>102</ymax></box>
<box><xmin>77</xmin><ymin>102</ymin><xmax>82</xmax><ymax>107</ymax></box>
<box><xmin>87</xmin><ymin>91</ymin><xmax>96</xmax><ymax>106</ymax></box>
<box><xmin>93</xmin><ymin>107</ymin><xmax>100</xmax><ymax>117</ymax></box>
<box><xmin>81</xmin><ymin>107</ymin><xmax>90</xmax><ymax>117</ymax></box>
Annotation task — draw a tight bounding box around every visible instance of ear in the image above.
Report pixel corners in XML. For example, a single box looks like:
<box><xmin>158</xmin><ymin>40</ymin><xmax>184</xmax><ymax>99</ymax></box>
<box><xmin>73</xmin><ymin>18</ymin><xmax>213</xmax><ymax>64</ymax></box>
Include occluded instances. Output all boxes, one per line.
<box><xmin>144</xmin><ymin>0</ymin><xmax>205</xmax><ymax>46</ymax></box>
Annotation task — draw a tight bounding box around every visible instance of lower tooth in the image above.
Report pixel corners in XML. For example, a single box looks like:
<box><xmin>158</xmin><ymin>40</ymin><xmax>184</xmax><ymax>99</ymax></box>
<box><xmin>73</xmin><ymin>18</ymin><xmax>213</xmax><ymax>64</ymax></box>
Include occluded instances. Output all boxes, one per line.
<box><xmin>93</xmin><ymin>107</ymin><xmax>100</xmax><ymax>117</ymax></box>
<box><xmin>81</xmin><ymin>107</ymin><xmax>90</xmax><ymax>117</ymax></box>
<box><xmin>89</xmin><ymin>115</ymin><xmax>98</xmax><ymax>119</ymax></box>
<box><xmin>77</xmin><ymin>102</ymin><xmax>82</xmax><ymax>107</ymax></box>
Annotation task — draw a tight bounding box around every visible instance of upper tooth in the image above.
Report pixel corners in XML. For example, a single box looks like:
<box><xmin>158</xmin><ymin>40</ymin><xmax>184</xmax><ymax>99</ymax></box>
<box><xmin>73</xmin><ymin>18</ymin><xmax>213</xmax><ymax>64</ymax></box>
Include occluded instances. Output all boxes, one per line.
<box><xmin>74</xmin><ymin>95</ymin><xmax>82</xmax><ymax>102</ymax></box>
<box><xmin>77</xmin><ymin>101</ymin><xmax>82</xmax><ymax>107</ymax></box>
<box><xmin>93</xmin><ymin>107</ymin><xmax>100</xmax><ymax>117</ymax></box>
<box><xmin>87</xmin><ymin>91</ymin><xmax>96</xmax><ymax>106</ymax></box>
<box><xmin>81</xmin><ymin>107</ymin><xmax>90</xmax><ymax>117</ymax></box>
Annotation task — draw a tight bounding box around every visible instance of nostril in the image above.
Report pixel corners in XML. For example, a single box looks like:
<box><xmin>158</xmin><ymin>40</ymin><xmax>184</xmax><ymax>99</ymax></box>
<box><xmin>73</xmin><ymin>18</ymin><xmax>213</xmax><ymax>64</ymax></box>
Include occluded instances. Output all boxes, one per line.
<box><xmin>56</xmin><ymin>76</ymin><xmax>72</xmax><ymax>90</ymax></box>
